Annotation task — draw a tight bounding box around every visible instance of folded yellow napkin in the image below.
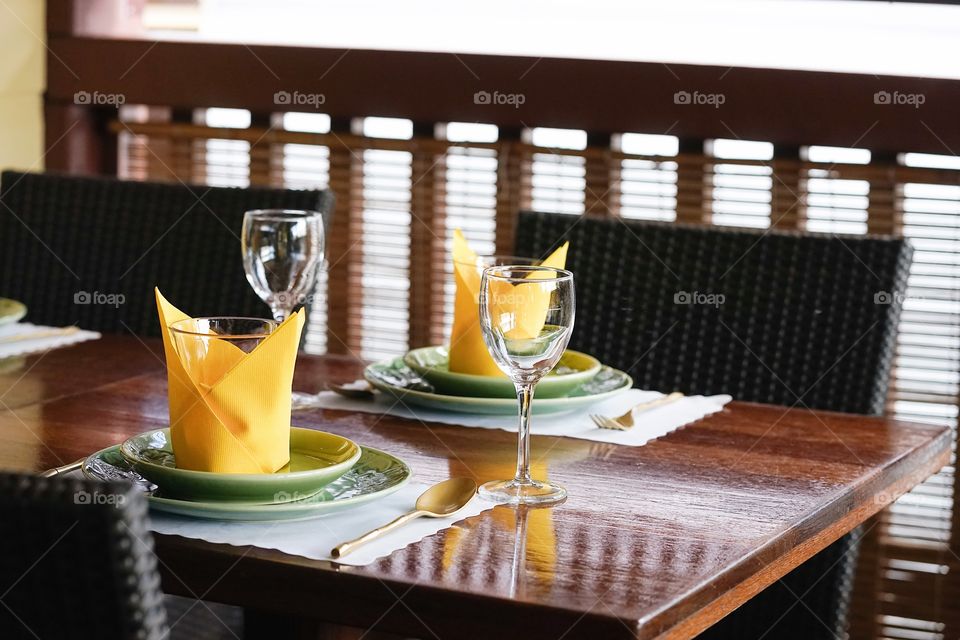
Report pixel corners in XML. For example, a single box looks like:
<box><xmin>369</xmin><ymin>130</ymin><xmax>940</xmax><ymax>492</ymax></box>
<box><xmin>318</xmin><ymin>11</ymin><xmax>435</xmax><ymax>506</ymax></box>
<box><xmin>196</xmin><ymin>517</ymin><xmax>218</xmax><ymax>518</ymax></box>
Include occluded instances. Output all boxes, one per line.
<box><xmin>448</xmin><ymin>230</ymin><xmax>568</xmax><ymax>376</ymax></box>
<box><xmin>156</xmin><ymin>289</ymin><xmax>305</xmax><ymax>473</ymax></box>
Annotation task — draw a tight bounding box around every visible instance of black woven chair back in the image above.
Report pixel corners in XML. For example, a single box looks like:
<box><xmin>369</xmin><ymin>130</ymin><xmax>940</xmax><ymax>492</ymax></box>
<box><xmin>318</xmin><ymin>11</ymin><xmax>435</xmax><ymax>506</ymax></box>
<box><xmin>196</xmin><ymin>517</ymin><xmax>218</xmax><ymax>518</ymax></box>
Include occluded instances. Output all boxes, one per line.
<box><xmin>0</xmin><ymin>171</ymin><xmax>331</xmax><ymax>336</ymax></box>
<box><xmin>0</xmin><ymin>472</ymin><xmax>167</xmax><ymax>639</ymax></box>
<box><xmin>514</xmin><ymin>210</ymin><xmax>912</xmax><ymax>640</ymax></box>
<box><xmin>515</xmin><ymin>211</ymin><xmax>912</xmax><ymax>416</ymax></box>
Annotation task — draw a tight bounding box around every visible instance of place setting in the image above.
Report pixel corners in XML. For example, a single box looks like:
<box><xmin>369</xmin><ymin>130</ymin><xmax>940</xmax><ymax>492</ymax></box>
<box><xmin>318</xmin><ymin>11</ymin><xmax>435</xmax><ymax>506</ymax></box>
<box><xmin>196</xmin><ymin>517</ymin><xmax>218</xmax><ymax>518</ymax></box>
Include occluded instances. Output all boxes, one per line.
<box><xmin>28</xmin><ymin>210</ymin><xmax>493</xmax><ymax>566</ymax></box>
<box><xmin>314</xmin><ymin>230</ymin><xmax>732</xmax><ymax>457</ymax></box>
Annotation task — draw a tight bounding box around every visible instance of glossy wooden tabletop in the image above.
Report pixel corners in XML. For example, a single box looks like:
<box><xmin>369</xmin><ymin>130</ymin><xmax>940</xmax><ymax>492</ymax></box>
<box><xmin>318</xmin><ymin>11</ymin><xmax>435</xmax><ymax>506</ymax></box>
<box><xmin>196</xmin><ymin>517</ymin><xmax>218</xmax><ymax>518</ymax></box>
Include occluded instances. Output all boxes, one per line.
<box><xmin>0</xmin><ymin>336</ymin><xmax>950</xmax><ymax>640</ymax></box>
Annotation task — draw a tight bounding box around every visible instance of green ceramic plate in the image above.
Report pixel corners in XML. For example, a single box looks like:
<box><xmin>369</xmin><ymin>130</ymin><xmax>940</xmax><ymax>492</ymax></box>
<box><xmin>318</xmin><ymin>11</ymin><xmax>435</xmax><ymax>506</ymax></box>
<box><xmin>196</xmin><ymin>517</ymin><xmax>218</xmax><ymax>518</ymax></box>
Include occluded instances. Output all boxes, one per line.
<box><xmin>0</xmin><ymin>298</ymin><xmax>26</xmax><ymax>326</ymax></box>
<box><xmin>403</xmin><ymin>346</ymin><xmax>601</xmax><ymax>399</ymax></box>
<box><xmin>365</xmin><ymin>358</ymin><xmax>632</xmax><ymax>415</ymax></box>
<box><xmin>119</xmin><ymin>427</ymin><xmax>361</xmax><ymax>504</ymax></box>
<box><xmin>84</xmin><ymin>444</ymin><xmax>411</xmax><ymax>521</ymax></box>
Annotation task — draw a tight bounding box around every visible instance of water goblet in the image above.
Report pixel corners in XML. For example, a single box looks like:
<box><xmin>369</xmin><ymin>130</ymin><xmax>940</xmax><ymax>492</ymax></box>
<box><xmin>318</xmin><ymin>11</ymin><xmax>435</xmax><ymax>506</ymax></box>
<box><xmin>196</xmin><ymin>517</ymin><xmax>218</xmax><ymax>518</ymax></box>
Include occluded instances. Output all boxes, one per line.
<box><xmin>477</xmin><ymin>265</ymin><xmax>575</xmax><ymax>505</ymax></box>
<box><xmin>242</xmin><ymin>209</ymin><xmax>324</xmax><ymax>409</ymax></box>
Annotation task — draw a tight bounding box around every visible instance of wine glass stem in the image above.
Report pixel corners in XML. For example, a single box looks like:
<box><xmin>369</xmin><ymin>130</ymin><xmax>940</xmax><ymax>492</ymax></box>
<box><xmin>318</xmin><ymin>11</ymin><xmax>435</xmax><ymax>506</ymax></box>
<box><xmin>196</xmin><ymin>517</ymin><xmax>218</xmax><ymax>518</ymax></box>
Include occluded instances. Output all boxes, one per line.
<box><xmin>513</xmin><ymin>382</ymin><xmax>535</xmax><ymax>485</ymax></box>
<box><xmin>270</xmin><ymin>304</ymin><xmax>288</xmax><ymax>323</ymax></box>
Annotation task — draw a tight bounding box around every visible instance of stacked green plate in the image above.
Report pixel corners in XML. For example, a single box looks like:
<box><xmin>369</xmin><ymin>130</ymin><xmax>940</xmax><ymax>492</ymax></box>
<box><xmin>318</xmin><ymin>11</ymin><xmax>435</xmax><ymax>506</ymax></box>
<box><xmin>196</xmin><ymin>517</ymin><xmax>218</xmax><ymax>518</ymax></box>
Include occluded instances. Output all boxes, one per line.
<box><xmin>404</xmin><ymin>346</ymin><xmax>601</xmax><ymax>399</ymax></box>
<box><xmin>365</xmin><ymin>346</ymin><xmax>632</xmax><ymax>415</ymax></box>
<box><xmin>119</xmin><ymin>427</ymin><xmax>362</xmax><ymax>504</ymax></box>
<box><xmin>84</xmin><ymin>426</ymin><xmax>411</xmax><ymax>521</ymax></box>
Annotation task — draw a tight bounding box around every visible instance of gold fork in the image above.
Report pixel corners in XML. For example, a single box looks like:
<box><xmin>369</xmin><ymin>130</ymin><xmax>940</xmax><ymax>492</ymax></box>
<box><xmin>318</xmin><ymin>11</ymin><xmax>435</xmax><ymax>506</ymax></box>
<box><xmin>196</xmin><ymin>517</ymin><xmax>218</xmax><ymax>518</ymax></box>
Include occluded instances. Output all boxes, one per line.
<box><xmin>591</xmin><ymin>392</ymin><xmax>685</xmax><ymax>431</ymax></box>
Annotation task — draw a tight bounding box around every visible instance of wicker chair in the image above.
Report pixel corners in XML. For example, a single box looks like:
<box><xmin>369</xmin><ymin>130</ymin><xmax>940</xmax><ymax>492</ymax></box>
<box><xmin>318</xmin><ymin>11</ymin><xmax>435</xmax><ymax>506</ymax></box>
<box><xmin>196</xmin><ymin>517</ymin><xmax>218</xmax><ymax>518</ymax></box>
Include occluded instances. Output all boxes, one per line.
<box><xmin>0</xmin><ymin>171</ymin><xmax>331</xmax><ymax>336</ymax></box>
<box><xmin>514</xmin><ymin>210</ymin><xmax>913</xmax><ymax>639</ymax></box>
<box><xmin>0</xmin><ymin>472</ymin><xmax>167</xmax><ymax>639</ymax></box>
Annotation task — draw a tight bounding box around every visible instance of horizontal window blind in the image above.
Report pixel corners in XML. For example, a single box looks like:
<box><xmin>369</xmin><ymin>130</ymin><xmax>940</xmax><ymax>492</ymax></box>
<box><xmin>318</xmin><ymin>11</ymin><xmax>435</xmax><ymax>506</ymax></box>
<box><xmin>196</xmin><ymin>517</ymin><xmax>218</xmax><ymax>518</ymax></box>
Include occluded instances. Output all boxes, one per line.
<box><xmin>804</xmin><ymin>145</ymin><xmax>871</xmax><ymax>236</ymax></box>
<box><xmin>357</xmin><ymin>118</ymin><xmax>414</xmax><ymax>361</ymax></box>
<box><xmin>441</xmin><ymin>123</ymin><xmax>499</xmax><ymax>340</ymax></box>
<box><xmin>527</xmin><ymin>127</ymin><xmax>587</xmax><ymax>216</ymax></box>
<box><xmin>276</xmin><ymin>112</ymin><xmax>332</xmax><ymax>354</ymax></box>
<box><xmin>114</xmin><ymin>108</ymin><xmax>960</xmax><ymax>638</ymax></box>
<box><xmin>617</xmin><ymin>133</ymin><xmax>678</xmax><ymax>222</ymax></box>
<box><xmin>708</xmin><ymin>139</ymin><xmax>774</xmax><ymax>229</ymax></box>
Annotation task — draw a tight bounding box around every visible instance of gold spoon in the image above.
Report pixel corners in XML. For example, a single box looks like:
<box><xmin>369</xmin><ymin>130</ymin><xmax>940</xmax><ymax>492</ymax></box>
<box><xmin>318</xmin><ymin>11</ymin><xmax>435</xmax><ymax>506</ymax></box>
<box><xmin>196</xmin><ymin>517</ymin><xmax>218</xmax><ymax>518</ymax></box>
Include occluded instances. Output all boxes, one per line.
<box><xmin>331</xmin><ymin>477</ymin><xmax>478</xmax><ymax>559</ymax></box>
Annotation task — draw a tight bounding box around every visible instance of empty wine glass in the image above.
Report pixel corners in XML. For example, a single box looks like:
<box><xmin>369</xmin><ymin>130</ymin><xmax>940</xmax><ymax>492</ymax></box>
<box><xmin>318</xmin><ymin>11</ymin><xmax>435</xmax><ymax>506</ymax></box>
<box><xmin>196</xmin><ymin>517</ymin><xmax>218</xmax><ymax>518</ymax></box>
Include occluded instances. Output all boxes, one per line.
<box><xmin>242</xmin><ymin>209</ymin><xmax>324</xmax><ymax>409</ymax></box>
<box><xmin>242</xmin><ymin>209</ymin><xmax>324</xmax><ymax>322</ymax></box>
<box><xmin>478</xmin><ymin>265</ymin><xmax>575</xmax><ymax>505</ymax></box>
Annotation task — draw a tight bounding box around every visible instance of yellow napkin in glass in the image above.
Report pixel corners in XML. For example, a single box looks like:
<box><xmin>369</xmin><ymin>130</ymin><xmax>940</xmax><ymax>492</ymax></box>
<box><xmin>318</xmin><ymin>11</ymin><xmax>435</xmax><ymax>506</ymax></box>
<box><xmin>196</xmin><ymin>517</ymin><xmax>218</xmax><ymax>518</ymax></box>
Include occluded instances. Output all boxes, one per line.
<box><xmin>448</xmin><ymin>230</ymin><xmax>568</xmax><ymax>376</ymax></box>
<box><xmin>155</xmin><ymin>288</ymin><xmax>305</xmax><ymax>474</ymax></box>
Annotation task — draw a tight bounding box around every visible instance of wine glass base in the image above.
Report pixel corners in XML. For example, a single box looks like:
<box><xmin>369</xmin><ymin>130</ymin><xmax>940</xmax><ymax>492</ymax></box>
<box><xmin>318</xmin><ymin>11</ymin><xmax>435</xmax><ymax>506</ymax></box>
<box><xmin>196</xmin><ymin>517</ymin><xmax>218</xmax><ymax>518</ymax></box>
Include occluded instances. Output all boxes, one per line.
<box><xmin>478</xmin><ymin>479</ymin><xmax>567</xmax><ymax>506</ymax></box>
<box><xmin>291</xmin><ymin>391</ymin><xmax>322</xmax><ymax>411</ymax></box>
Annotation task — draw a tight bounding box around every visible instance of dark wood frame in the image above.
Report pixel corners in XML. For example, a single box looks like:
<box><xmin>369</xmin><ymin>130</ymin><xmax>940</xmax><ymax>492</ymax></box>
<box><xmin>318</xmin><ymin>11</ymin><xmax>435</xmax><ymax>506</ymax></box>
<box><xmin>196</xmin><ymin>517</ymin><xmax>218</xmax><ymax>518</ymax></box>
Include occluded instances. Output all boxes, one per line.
<box><xmin>45</xmin><ymin>0</ymin><xmax>960</xmax><ymax>174</ymax></box>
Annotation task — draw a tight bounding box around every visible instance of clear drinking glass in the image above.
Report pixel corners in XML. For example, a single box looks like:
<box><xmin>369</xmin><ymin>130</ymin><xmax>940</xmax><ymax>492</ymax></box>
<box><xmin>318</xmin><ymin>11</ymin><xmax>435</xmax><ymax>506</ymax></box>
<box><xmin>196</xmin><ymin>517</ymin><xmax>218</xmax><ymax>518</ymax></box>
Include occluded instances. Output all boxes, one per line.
<box><xmin>168</xmin><ymin>317</ymin><xmax>278</xmax><ymax>389</ymax></box>
<box><xmin>241</xmin><ymin>209</ymin><xmax>325</xmax><ymax>323</ymax></box>
<box><xmin>242</xmin><ymin>209</ymin><xmax>324</xmax><ymax>409</ymax></box>
<box><xmin>478</xmin><ymin>265</ymin><xmax>575</xmax><ymax>505</ymax></box>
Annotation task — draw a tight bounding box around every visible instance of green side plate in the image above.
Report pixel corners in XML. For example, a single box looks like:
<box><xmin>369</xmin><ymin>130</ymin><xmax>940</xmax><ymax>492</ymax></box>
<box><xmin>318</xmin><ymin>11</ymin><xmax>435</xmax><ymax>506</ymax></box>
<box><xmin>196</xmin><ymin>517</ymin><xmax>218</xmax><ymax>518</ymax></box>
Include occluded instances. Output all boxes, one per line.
<box><xmin>0</xmin><ymin>298</ymin><xmax>27</xmax><ymax>326</ymax></box>
<box><xmin>403</xmin><ymin>346</ymin><xmax>601</xmax><ymax>399</ymax></box>
<box><xmin>84</xmin><ymin>443</ymin><xmax>411</xmax><ymax>521</ymax></box>
<box><xmin>119</xmin><ymin>427</ymin><xmax>361</xmax><ymax>504</ymax></box>
<box><xmin>365</xmin><ymin>358</ymin><xmax>632</xmax><ymax>415</ymax></box>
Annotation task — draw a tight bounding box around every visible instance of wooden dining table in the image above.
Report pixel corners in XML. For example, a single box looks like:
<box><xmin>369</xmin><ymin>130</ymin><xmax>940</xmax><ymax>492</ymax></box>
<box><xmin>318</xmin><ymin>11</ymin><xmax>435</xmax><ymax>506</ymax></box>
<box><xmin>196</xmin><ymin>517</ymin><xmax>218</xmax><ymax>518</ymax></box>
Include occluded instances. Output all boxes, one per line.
<box><xmin>0</xmin><ymin>335</ymin><xmax>951</xmax><ymax>639</ymax></box>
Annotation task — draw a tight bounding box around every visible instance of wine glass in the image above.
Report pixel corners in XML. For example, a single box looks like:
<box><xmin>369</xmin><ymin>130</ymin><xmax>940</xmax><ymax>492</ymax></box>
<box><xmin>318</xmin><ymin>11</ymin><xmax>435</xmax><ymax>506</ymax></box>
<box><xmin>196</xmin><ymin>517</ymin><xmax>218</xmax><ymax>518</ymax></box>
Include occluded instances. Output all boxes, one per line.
<box><xmin>477</xmin><ymin>265</ymin><xmax>575</xmax><ymax>505</ymax></box>
<box><xmin>241</xmin><ymin>209</ymin><xmax>325</xmax><ymax>322</ymax></box>
<box><xmin>242</xmin><ymin>209</ymin><xmax>324</xmax><ymax>409</ymax></box>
